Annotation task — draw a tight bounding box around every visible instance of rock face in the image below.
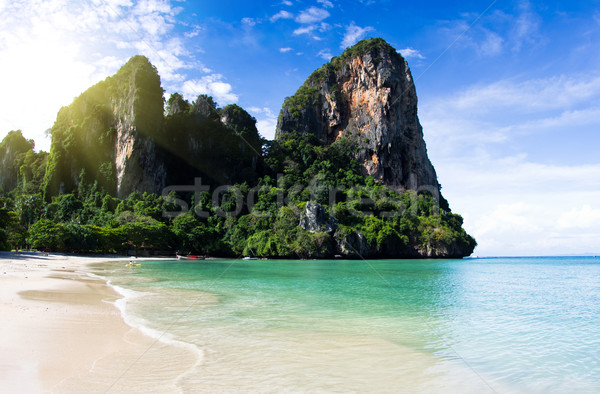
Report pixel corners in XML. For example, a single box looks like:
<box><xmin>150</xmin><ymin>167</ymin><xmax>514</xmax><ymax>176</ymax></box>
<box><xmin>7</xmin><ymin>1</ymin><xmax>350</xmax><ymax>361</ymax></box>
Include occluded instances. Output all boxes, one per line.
<box><xmin>43</xmin><ymin>56</ymin><xmax>166</xmax><ymax>199</ymax></box>
<box><xmin>111</xmin><ymin>57</ymin><xmax>166</xmax><ymax>198</ymax></box>
<box><xmin>0</xmin><ymin>131</ymin><xmax>34</xmax><ymax>193</ymax></box>
<box><xmin>161</xmin><ymin>97</ymin><xmax>262</xmax><ymax>187</ymax></box>
<box><xmin>299</xmin><ymin>202</ymin><xmax>337</xmax><ymax>233</ymax></box>
<box><xmin>42</xmin><ymin>56</ymin><xmax>262</xmax><ymax>199</ymax></box>
<box><xmin>276</xmin><ymin>38</ymin><xmax>440</xmax><ymax>196</ymax></box>
<box><xmin>335</xmin><ymin>230</ymin><xmax>370</xmax><ymax>258</ymax></box>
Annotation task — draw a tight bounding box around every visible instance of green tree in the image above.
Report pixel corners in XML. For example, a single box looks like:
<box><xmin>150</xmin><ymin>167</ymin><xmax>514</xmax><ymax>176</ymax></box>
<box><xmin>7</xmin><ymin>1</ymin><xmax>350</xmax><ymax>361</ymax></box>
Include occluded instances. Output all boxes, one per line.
<box><xmin>171</xmin><ymin>215</ymin><xmax>213</xmax><ymax>254</ymax></box>
<box><xmin>120</xmin><ymin>221</ymin><xmax>171</xmax><ymax>251</ymax></box>
<box><xmin>0</xmin><ymin>130</ymin><xmax>36</xmax><ymax>194</ymax></box>
<box><xmin>27</xmin><ymin>219</ymin><xmax>67</xmax><ymax>251</ymax></box>
<box><xmin>56</xmin><ymin>194</ymin><xmax>84</xmax><ymax>222</ymax></box>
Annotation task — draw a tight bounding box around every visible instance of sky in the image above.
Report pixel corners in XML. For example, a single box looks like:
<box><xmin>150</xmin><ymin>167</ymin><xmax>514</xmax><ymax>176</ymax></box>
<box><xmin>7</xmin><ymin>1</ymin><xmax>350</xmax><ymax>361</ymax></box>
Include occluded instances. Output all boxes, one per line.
<box><xmin>1</xmin><ymin>0</ymin><xmax>599</xmax><ymax>256</ymax></box>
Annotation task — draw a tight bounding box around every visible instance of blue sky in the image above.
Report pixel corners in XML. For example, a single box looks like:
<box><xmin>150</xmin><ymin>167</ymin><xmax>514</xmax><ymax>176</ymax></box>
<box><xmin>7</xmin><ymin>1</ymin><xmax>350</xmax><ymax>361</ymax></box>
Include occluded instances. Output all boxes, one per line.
<box><xmin>1</xmin><ymin>0</ymin><xmax>599</xmax><ymax>256</ymax></box>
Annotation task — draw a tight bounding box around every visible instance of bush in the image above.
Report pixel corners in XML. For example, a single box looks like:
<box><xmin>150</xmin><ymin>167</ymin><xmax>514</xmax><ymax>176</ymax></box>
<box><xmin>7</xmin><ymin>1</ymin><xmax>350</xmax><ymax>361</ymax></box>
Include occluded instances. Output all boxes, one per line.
<box><xmin>27</xmin><ymin>219</ymin><xmax>67</xmax><ymax>251</ymax></box>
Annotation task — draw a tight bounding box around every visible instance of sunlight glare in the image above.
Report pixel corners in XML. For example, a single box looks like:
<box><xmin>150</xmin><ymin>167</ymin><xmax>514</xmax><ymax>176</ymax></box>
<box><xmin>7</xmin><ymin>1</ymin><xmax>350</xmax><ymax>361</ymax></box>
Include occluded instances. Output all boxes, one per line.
<box><xmin>0</xmin><ymin>27</ymin><xmax>98</xmax><ymax>151</ymax></box>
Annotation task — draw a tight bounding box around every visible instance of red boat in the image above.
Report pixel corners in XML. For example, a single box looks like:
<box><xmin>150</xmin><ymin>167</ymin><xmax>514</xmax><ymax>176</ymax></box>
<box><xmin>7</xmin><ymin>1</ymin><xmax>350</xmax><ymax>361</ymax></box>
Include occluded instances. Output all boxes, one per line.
<box><xmin>176</xmin><ymin>254</ymin><xmax>205</xmax><ymax>260</ymax></box>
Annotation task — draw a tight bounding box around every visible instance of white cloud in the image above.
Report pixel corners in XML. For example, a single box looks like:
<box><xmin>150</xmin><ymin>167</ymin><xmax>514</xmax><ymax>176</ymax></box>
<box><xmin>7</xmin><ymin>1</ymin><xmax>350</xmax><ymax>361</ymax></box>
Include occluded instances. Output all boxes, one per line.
<box><xmin>184</xmin><ymin>25</ymin><xmax>202</xmax><ymax>38</ymax></box>
<box><xmin>293</xmin><ymin>21</ymin><xmax>330</xmax><ymax>40</ymax></box>
<box><xmin>317</xmin><ymin>0</ymin><xmax>334</xmax><ymax>8</ymax></box>
<box><xmin>558</xmin><ymin>205</ymin><xmax>600</xmax><ymax>230</ymax></box>
<box><xmin>0</xmin><ymin>0</ymin><xmax>238</xmax><ymax>152</ymax></box>
<box><xmin>293</xmin><ymin>25</ymin><xmax>316</xmax><ymax>36</ymax></box>
<box><xmin>247</xmin><ymin>107</ymin><xmax>277</xmax><ymax>140</ymax></box>
<box><xmin>421</xmin><ymin>74</ymin><xmax>600</xmax><ymax>156</ymax></box>
<box><xmin>510</xmin><ymin>1</ymin><xmax>541</xmax><ymax>52</ymax></box>
<box><xmin>450</xmin><ymin>75</ymin><xmax>600</xmax><ymax>112</ymax></box>
<box><xmin>442</xmin><ymin>4</ymin><xmax>543</xmax><ymax>57</ymax></box>
<box><xmin>138</xmin><ymin>11</ymin><xmax>173</xmax><ymax>36</ymax></box>
<box><xmin>474</xmin><ymin>202</ymin><xmax>542</xmax><ymax>239</ymax></box>
<box><xmin>241</xmin><ymin>17</ymin><xmax>257</xmax><ymax>27</ymax></box>
<box><xmin>279</xmin><ymin>47</ymin><xmax>293</xmax><ymax>53</ymax></box>
<box><xmin>133</xmin><ymin>0</ymin><xmax>172</xmax><ymax>15</ymax></box>
<box><xmin>398</xmin><ymin>47</ymin><xmax>425</xmax><ymax>59</ymax></box>
<box><xmin>181</xmin><ymin>75</ymin><xmax>239</xmax><ymax>105</ymax></box>
<box><xmin>256</xmin><ymin>119</ymin><xmax>277</xmax><ymax>140</ymax></box>
<box><xmin>317</xmin><ymin>49</ymin><xmax>333</xmax><ymax>60</ymax></box>
<box><xmin>442</xmin><ymin>20</ymin><xmax>505</xmax><ymax>57</ymax></box>
<box><xmin>270</xmin><ymin>10</ymin><xmax>293</xmax><ymax>22</ymax></box>
<box><xmin>436</xmin><ymin>158</ymin><xmax>600</xmax><ymax>256</ymax></box>
<box><xmin>318</xmin><ymin>22</ymin><xmax>330</xmax><ymax>32</ymax></box>
<box><xmin>340</xmin><ymin>22</ymin><xmax>374</xmax><ymax>49</ymax></box>
<box><xmin>281</xmin><ymin>0</ymin><xmax>293</xmax><ymax>5</ymax></box>
<box><xmin>295</xmin><ymin>7</ymin><xmax>330</xmax><ymax>24</ymax></box>
<box><xmin>480</xmin><ymin>30</ymin><xmax>504</xmax><ymax>56</ymax></box>
<box><xmin>419</xmin><ymin>72</ymin><xmax>600</xmax><ymax>256</ymax></box>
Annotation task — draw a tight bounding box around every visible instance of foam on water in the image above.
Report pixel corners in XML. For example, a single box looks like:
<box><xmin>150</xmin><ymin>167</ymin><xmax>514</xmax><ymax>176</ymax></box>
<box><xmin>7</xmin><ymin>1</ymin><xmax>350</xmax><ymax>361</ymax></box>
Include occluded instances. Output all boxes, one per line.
<box><xmin>88</xmin><ymin>269</ymin><xmax>205</xmax><ymax>388</ymax></box>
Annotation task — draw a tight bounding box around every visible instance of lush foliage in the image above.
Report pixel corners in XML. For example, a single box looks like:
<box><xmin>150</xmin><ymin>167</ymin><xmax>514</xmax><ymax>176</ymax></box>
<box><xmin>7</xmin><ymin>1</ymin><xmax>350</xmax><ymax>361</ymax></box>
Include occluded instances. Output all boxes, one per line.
<box><xmin>0</xmin><ymin>130</ymin><xmax>47</xmax><ymax>195</ymax></box>
<box><xmin>220</xmin><ymin>133</ymin><xmax>476</xmax><ymax>258</ymax></box>
<box><xmin>0</xmin><ymin>130</ymin><xmax>476</xmax><ymax>257</ymax></box>
<box><xmin>0</xmin><ymin>52</ymin><xmax>475</xmax><ymax>258</ymax></box>
<box><xmin>162</xmin><ymin>96</ymin><xmax>263</xmax><ymax>187</ymax></box>
<box><xmin>37</xmin><ymin>55</ymin><xmax>265</xmax><ymax>205</ymax></box>
<box><xmin>41</xmin><ymin>56</ymin><xmax>162</xmax><ymax>198</ymax></box>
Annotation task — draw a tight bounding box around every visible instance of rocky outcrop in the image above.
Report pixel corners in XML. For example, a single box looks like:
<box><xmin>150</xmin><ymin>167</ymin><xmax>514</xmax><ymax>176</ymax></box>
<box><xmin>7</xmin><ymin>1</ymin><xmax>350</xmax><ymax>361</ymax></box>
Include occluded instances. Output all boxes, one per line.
<box><xmin>161</xmin><ymin>98</ymin><xmax>262</xmax><ymax>187</ymax></box>
<box><xmin>43</xmin><ymin>56</ymin><xmax>166</xmax><ymax>199</ymax></box>
<box><xmin>192</xmin><ymin>95</ymin><xmax>220</xmax><ymax>120</ymax></box>
<box><xmin>276</xmin><ymin>38</ymin><xmax>440</xmax><ymax>197</ymax></box>
<box><xmin>42</xmin><ymin>57</ymin><xmax>262</xmax><ymax>200</ymax></box>
<box><xmin>415</xmin><ymin>241</ymin><xmax>475</xmax><ymax>259</ymax></box>
<box><xmin>110</xmin><ymin>56</ymin><xmax>166</xmax><ymax>197</ymax></box>
<box><xmin>335</xmin><ymin>230</ymin><xmax>370</xmax><ymax>258</ymax></box>
<box><xmin>0</xmin><ymin>130</ymin><xmax>34</xmax><ymax>193</ymax></box>
<box><xmin>299</xmin><ymin>202</ymin><xmax>337</xmax><ymax>233</ymax></box>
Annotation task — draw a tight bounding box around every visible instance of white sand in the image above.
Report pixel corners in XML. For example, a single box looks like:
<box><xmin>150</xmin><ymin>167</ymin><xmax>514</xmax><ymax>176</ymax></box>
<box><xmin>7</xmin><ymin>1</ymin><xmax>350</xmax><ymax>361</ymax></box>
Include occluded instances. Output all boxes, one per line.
<box><xmin>0</xmin><ymin>252</ymin><xmax>198</xmax><ymax>393</ymax></box>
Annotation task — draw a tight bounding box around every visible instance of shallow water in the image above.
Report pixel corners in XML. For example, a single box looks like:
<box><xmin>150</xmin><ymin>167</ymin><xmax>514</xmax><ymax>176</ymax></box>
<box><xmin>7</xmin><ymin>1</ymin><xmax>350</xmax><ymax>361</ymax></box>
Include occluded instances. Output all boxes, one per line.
<box><xmin>95</xmin><ymin>257</ymin><xmax>600</xmax><ymax>392</ymax></box>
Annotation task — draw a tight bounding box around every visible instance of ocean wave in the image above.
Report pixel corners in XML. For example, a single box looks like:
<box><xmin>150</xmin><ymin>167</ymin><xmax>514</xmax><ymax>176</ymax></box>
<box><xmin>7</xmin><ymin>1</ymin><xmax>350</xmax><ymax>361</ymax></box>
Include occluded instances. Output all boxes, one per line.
<box><xmin>88</xmin><ymin>271</ymin><xmax>205</xmax><ymax>385</ymax></box>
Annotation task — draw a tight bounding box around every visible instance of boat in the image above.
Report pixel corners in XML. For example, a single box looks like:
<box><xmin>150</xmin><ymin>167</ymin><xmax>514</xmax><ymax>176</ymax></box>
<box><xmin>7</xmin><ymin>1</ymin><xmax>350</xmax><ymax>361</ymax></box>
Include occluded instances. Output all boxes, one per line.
<box><xmin>243</xmin><ymin>247</ymin><xmax>258</xmax><ymax>260</ymax></box>
<box><xmin>177</xmin><ymin>254</ymin><xmax>205</xmax><ymax>260</ymax></box>
<box><xmin>125</xmin><ymin>262</ymin><xmax>141</xmax><ymax>267</ymax></box>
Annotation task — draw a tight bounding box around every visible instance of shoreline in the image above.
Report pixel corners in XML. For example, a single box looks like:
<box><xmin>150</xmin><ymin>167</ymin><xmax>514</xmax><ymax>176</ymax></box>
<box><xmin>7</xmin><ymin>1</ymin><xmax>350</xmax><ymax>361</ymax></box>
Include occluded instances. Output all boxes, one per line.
<box><xmin>1</xmin><ymin>252</ymin><xmax>502</xmax><ymax>392</ymax></box>
<box><xmin>0</xmin><ymin>252</ymin><xmax>198</xmax><ymax>392</ymax></box>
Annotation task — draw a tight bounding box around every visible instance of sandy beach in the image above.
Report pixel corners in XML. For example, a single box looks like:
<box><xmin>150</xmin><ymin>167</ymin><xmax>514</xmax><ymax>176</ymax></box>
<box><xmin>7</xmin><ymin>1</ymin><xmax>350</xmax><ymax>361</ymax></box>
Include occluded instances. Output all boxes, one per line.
<box><xmin>0</xmin><ymin>252</ymin><xmax>521</xmax><ymax>393</ymax></box>
<box><xmin>0</xmin><ymin>252</ymin><xmax>198</xmax><ymax>393</ymax></box>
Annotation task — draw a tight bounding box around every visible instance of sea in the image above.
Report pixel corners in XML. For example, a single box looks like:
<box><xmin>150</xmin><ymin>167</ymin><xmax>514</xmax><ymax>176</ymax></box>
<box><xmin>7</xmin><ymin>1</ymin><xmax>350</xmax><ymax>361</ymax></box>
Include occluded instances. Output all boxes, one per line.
<box><xmin>93</xmin><ymin>256</ymin><xmax>600</xmax><ymax>393</ymax></box>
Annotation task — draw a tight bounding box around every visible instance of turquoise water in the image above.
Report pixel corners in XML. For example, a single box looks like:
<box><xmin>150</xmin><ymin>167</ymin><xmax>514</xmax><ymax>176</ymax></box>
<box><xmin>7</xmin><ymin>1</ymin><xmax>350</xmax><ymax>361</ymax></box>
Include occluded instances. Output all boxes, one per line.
<box><xmin>98</xmin><ymin>257</ymin><xmax>600</xmax><ymax>392</ymax></box>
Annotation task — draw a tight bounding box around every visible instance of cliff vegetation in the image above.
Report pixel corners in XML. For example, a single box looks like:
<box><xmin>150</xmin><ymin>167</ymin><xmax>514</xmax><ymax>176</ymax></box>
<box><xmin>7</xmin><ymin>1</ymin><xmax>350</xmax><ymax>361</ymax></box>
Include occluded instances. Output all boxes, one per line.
<box><xmin>0</xmin><ymin>40</ymin><xmax>476</xmax><ymax>258</ymax></box>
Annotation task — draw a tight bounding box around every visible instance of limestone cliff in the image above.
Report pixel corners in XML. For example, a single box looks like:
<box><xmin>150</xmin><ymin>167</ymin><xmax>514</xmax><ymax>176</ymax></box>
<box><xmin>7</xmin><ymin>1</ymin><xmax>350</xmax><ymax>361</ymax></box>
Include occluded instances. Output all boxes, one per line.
<box><xmin>276</xmin><ymin>38</ymin><xmax>440</xmax><ymax>198</ymax></box>
<box><xmin>162</xmin><ymin>97</ymin><xmax>262</xmax><ymax>187</ymax></box>
<box><xmin>42</xmin><ymin>56</ymin><xmax>263</xmax><ymax>200</ymax></box>
<box><xmin>110</xmin><ymin>56</ymin><xmax>166</xmax><ymax>198</ymax></box>
<box><xmin>43</xmin><ymin>56</ymin><xmax>166</xmax><ymax>199</ymax></box>
<box><xmin>0</xmin><ymin>131</ymin><xmax>34</xmax><ymax>193</ymax></box>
